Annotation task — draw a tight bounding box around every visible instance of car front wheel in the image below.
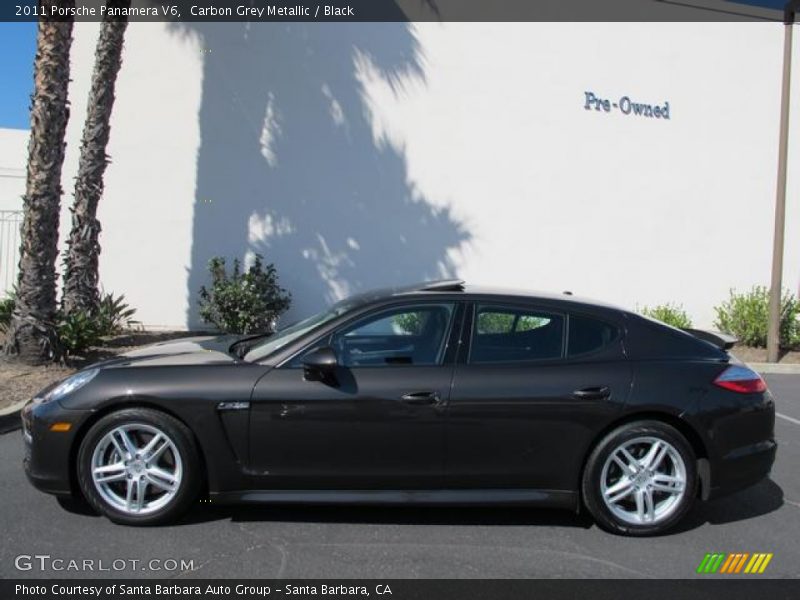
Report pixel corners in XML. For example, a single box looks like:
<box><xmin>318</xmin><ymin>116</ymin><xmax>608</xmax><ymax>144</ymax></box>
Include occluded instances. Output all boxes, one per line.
<box><xmin>582</xmin><ymin>420</ymin><xmax>697</xmax><ymax>536</ymax></box>
<box><xmin>76</xmin><ymin>408</ymin><xmax>201</xmax><ymax>525</ymax></box>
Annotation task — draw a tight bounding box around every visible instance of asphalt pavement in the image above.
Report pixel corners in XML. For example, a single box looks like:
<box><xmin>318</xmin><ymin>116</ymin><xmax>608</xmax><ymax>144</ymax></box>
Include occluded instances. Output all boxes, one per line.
<box><xmin>1</xmin><ymin>374</ymin><xmax>799</xmax><ymax>579</ymax></box>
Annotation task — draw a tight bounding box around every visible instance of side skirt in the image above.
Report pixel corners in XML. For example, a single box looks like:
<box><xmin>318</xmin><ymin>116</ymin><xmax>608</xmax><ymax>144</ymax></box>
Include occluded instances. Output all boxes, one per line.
<box><xmin>210</xmin><ymin>488</ymin><xmax>577</xmax><ymax>509</ymax></box>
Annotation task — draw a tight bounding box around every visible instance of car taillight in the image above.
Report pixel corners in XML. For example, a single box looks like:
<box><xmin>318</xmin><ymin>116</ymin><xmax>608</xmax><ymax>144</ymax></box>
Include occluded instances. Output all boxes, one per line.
<box><xmin>713</xmin><ymin>365</ymin><xmax>767</xmax><ymax>393</ymax></box>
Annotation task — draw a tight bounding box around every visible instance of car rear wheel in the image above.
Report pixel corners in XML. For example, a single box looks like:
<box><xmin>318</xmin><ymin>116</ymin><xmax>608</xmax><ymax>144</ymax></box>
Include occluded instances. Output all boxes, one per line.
<box><xmin>582</xmin><ymin>420</ymin><xmax>697</xmax><ymax>536</ymax></box>
<box><xmin>76</xmin><ymin>408</ymin><xmax>201</xmax><ymax>525</ymax></box>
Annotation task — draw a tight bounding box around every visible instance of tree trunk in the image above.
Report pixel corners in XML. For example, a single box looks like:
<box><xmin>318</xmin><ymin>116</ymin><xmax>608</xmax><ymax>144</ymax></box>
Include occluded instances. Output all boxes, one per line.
<box><xmin>61</xmin><ymin>0</ymin><xmax>130</xmax><ymax>317</ymax></box>
<box><xmin>3</xmin><ymin>2</ymin><xmax>74</xmax><ymax>365</ymax></box>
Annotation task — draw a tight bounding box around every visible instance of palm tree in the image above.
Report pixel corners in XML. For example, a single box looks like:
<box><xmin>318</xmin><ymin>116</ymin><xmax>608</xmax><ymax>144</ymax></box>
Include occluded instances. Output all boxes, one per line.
<box><xmin>61</xmin><ymin>0</ymin><xmax>131</xmax><ymax>317</ymax></box>
<box><xmin>3</xmin><ymin>2</ymin><xmax>75</xmax><ymax>364</ymax></box>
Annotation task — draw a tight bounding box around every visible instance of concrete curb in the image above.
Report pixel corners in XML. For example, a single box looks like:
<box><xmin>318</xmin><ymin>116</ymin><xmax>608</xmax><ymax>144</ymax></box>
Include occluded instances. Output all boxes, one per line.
<box><xmin>750</xmin><ymin>362</ymin><xmax>800</xmax><ymax>375</ymax></box>
<box><xmin>0</xmin><ymin>398</ymin><xmax>26</xmax><ymax>434</ymax></box>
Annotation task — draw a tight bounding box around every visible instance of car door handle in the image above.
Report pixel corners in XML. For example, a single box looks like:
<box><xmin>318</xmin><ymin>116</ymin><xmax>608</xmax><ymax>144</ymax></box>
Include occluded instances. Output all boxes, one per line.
<box><xmin>400</xmin><ymin>391</ymin><xmax>441</xmax><ymax>405</ymax></box>
<box><xmin>572</xmin><ymin>386</ymin><xmax>611</xmax><ymax>401</ymax></box>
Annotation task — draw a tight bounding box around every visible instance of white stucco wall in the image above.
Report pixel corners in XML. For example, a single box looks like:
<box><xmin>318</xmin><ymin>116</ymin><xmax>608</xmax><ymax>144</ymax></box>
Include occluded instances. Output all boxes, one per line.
<box><xmin>0</xmin><ymin>128</ymin><xmax>27</xmax><ymax>295</ymax></box>
<box><xmin>61</xmin><ymin>22</ymin><xmax>203</xmax><ymax>329</ymax></box>
<box><xmin>360</xmin><ymin>22</ymin><xmax>800</xmax><ymax>327</ymax></box>
<box><xmin>0</xmin><ymin>128</ymin><xmax>27</xmax><ymax>212</ymax></box>
<box><xmin>3</xmin><ymin>21</ymin><xmax>798</xmax><ymax>329</ymax></box>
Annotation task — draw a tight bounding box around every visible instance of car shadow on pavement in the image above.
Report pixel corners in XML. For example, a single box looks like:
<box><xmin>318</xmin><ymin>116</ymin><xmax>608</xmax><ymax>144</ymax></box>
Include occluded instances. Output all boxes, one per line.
<box><xmin>176</xmin><ymin>477</ymin><xmax>785</xmax><ymax>532</ymax></box>
<box><xmin>54</xmin><ymin>494</ymin><xmax>592</xmax><ymax>528</ymax></box>
<box><xmin>177</xmin><ymin>503</ymin><xmax>596</xmax><ymax>529</ymax></box>
<box><xmin>56</xmin><ymin>496</ymin><xmax>101</xmax><ymax>517</ymax></box>
<box><xmin>54</xmin><ymin>478</ymin><xmax>784</xmax><ymax>533</ymax></box>
<box><xmin>669</xmin><ymin>478</ymin><xmax>784</xmax><ymax>534</ymax></box>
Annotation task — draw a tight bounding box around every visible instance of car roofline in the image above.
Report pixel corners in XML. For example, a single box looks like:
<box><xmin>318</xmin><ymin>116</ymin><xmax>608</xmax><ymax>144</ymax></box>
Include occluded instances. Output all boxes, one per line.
<box><xmin>389</xmin><ymin>284</ymin><xmax>626</xmax><ymax>313</ymax></box>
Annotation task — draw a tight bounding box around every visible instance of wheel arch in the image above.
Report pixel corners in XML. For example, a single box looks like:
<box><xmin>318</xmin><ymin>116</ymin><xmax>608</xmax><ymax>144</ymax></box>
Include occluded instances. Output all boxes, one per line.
<box><xmin>579</xmin><ymin>410</ymin><xmax>710</xmax><ymax>504</ymax></box>
<box><xmin>67</xmin><ymin>400</ymin><xmax>209</xmax><ymax>501</ymax></box>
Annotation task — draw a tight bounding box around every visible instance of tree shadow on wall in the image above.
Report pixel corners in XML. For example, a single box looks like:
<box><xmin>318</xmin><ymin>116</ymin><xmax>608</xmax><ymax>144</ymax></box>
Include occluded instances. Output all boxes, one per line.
<box><xmin>169</xmin><ymin>21</ymin><xmax>471</xmax><ymax>326</ymax></box>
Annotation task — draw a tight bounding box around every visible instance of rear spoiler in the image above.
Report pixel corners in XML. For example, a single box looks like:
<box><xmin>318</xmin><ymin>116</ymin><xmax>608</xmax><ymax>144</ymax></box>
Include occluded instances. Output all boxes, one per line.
<box><xmin>681</xmin><ymin>328</ymin><xmax>738</xmax><ymax>351</ymax></box>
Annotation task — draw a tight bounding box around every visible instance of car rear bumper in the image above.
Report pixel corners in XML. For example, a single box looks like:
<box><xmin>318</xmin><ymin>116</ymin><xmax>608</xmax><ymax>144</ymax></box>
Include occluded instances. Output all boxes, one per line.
<box><xmin>695</xmin><ymin>384</ymin><xmax>778</xmax><ymax>500</ymax></box>
<box><xmin>707</xmin><ymin>438</ymin><xmax>777</xmax><ymax>500</ymax></box>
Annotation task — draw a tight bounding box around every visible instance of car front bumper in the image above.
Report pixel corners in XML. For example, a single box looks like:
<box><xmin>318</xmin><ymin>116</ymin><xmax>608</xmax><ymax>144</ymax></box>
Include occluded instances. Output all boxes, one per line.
<box><xmin>22</xmin><ymin>399</ymin><xmax>93</xmax><ymax>497</ymax></box>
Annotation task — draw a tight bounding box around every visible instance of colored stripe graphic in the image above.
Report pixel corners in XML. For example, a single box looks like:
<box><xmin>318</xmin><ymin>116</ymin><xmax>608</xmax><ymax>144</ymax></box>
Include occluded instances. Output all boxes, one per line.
<box><xmin>745</xmin><ymin>554</ymin><xmax>762</xmax><ymax>573</ymax></box>
<box><xmin>697</xmin><ymin>554</ymin><xmax>712</xmax><ymax>573</ymax></box>
<box><xmin>758</xmin><ymin>554</ymin><xmax>773</xmax><ymax>573</ymax></box>
<box><xmin>712</xmin><ymin>554</ymin><xmax>726</xmax><ymax>573</ymax></box>
<box><xmin>719</xmin><ymin>554</ymin><xmax>736</xmax><ymax>573</ymax></box>
<box><xmin>699</xmin><ymin>553</ymin><xmax>773</xmax><ymax>574</ymax></box>
<box><xmin>745</xmin><ymin>553</ymin><xmax>774</xmax><ymax>574</ymax></box>
<box><xmin>734</xmin><ymin>553</ymin><xmax>749</xmax><ymax>573</ymax></box>
<box><xmin>701</xmin><ymin>553</ymin><xmax>726</xmax><ymax>573</ymax></box>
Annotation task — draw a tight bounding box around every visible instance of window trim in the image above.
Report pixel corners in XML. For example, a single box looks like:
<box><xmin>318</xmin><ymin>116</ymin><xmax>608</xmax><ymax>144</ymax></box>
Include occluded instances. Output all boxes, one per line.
<box><xmin>466</xmin><ymin>302</ymin><xmax>567</xmax><ymax>366</ymax></box>
<box><xmin>279</xmin><ymin>300</ymin><xmax>461</xmax><ymax>369</ymax></box>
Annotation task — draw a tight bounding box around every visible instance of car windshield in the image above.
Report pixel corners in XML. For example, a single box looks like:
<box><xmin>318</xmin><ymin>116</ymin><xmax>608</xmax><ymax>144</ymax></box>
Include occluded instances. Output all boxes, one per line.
<box><xmin>243</xmin><ymin>300</ymin><xmax>355</xmax><ymax>362</ymax></box>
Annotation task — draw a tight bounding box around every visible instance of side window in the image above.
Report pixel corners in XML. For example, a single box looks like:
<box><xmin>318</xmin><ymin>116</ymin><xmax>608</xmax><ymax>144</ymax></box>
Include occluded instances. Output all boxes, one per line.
<box><xmin>332</xmin><ymin>304</ymin><xmax>455</xmax><ymax>367</ymax></box>
<box><xmin>470</xmin><ymin>306</ymin><xmax>564</xmax><ymax>363</ymax></box>
<box><xmin>568</xmin><ymin>314</ymin><xmax>619</xmax><ymax>356</ymax></box>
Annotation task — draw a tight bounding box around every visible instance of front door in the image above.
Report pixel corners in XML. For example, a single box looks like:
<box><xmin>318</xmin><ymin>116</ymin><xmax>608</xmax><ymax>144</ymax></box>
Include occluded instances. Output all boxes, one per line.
<box><xmin>249</xmin><ymin>301</ymin><xmax>461</xmax><ymax>489</ymax></box>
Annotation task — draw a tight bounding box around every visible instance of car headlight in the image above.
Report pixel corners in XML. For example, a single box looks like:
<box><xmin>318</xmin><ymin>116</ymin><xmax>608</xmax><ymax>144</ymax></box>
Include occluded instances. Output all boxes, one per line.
<box><xmin>42</xmin><ymin>369</ymin><xmax>99</xmax><ymax>403</ymax></box>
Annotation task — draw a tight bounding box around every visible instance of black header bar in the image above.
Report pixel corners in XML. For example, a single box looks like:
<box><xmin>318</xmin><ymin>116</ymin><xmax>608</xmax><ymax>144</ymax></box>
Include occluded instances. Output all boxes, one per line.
<box><xmin>0</xmin><ymin>0</ymin><xmax>791</xmax><ymax>23</ymax></box>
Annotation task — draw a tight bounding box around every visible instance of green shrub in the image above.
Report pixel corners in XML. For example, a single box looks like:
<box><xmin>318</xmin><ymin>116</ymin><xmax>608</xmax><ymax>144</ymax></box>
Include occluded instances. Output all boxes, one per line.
<box><xmin>395</xmin><ymin>312</ymin><xmax>424</xmax><ymax>335</ymax></box>
<box><xmin>57</xmin><ymin>311</ymin><xmax>101</xmax><ymax>357</ymax></box>
<box><xmin>57</xmin><ymin>295</ymin><xmax>137</xmax><ymax>356</ymax></box>
<box><xmin>0</xmin><ymin>292</ymin><xmax>14</xmax><ymax>333</ymax></box>
<box><xmin>198</xmin><ymin>254</ymin><xmax>291</xmax><ymax>334</ymax></box>
<box><xmin>714</xmin><ymin>286</ymin><xmax>800</xmax><ymax>349</ymax></box>
<box><xmin>1</xmin><ymin>288</ymin><xmax>138</xmax><ymax>356</ymax></box>
<box><xmin>95</xmin><ymin>291</ymin><xmax>139</xmax><ymax>336</ymax></box>
<box><xmin>640</xmin><ymin>303</ymin><xmax>693</xmax><ymax>329</ymax></box>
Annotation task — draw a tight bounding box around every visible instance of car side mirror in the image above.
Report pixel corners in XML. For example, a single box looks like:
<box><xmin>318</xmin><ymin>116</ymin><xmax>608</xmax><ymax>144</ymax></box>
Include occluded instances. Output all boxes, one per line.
<box><xmin>302</xmin><ymin>346</ymin><xmax>338</xmax><ymax>381</ymax></box>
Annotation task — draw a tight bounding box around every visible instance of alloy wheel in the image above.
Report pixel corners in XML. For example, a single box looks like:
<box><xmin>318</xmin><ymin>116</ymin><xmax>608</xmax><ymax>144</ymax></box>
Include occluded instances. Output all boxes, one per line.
<box><xmin>90</xmin><ymin>423</ymin><xmax>183</xmax><ymax>515</ymax></box>
<box><xmin>599</xmin><ymin>436</ymin><xmax>687</xmax><ymax>525</ymax></box>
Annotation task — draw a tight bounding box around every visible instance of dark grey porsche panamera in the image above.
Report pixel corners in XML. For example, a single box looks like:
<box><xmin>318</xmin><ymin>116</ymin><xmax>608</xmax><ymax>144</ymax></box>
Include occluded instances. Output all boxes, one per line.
<box><xmin>22</xmin><ymin>280</ymin><xmax>776</xmax><ymax>535</ymax></box>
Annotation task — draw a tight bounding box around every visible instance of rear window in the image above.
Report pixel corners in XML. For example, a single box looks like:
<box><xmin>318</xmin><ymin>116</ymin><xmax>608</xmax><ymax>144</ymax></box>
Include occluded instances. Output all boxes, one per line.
<box><xmin>470</xmin><ymin>306</ymin><xmax>564</xmax><ymax>363</ymax></box>
<box><xmin>568</xmin><ymin>314</ymin><xmax>618</xmax><ymax>356</ymax></box>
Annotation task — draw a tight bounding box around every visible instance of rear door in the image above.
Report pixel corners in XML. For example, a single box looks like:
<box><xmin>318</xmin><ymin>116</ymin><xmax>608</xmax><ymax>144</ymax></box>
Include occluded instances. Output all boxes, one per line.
<box><xmin>445</xmin><ymin>302</ymin><xmax>631</xmax><ymax>491</ymax></box>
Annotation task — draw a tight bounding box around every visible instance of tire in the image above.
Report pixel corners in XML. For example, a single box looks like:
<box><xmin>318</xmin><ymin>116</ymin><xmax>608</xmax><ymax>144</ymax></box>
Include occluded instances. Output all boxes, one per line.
<box><xmin>76</xmin><ymin>408</ymin><xmax>201</xmax><ymax>525</ymax></box>
<box><xmin>582</xmin><ymin>420</ymin><xmax>697</xmax><ymax>536</ymax></box>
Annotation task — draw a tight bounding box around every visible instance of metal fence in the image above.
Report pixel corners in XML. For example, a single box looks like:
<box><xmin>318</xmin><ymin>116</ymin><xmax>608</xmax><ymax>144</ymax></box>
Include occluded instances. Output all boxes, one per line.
<box><xmin>0</xmin><ymin>210</ymin><xmax>23</xmax><ymax>298</ymax></box>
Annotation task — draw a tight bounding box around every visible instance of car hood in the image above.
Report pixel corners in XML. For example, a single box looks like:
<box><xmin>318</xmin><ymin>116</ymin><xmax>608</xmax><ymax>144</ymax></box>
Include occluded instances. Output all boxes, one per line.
<box><xmin>98</xmin><ymin>335</ymin><xmax>243</xmax><ymax>368</ymax></box>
